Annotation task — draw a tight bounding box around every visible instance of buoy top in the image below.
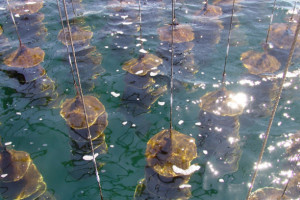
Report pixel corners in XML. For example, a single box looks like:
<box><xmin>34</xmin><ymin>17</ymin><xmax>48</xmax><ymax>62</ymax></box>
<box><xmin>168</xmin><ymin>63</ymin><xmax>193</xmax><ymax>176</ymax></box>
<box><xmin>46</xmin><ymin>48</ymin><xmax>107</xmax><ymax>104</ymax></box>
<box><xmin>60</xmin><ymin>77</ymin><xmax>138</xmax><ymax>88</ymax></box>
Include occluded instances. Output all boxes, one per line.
<box><xmin>60</xmin><ymin>95</ymin><xmax>106</xmax><ymax>129</ymax></box>
<box><xmin>4</xmin><ymin>45</ymin><xmax>45</xmax><ymax>68</ymax></box>
<box><xmin>145</xmin><ymin>129</ymin><xmax>197</xmax><ymax>177</ymax></box>
<box><xmin>240</xmin><ymin>50</ymin><xmax>281</xmax><ymax>75</ymax></box>
<box><xmin>122</xmin><ymin>53</ymin><xmax>162</xmax><ymax>76</ymax></box>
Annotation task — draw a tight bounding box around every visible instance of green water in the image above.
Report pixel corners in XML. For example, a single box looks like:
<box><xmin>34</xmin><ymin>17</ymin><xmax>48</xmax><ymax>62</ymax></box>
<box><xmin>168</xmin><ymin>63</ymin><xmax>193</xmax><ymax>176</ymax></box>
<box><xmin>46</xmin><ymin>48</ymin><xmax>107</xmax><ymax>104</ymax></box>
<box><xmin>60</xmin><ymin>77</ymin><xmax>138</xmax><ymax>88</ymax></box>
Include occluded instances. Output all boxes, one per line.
<box><xmin>0</xmin><ymin>0</ymin><xmax>300</xmax><ymax>199</ymax></box>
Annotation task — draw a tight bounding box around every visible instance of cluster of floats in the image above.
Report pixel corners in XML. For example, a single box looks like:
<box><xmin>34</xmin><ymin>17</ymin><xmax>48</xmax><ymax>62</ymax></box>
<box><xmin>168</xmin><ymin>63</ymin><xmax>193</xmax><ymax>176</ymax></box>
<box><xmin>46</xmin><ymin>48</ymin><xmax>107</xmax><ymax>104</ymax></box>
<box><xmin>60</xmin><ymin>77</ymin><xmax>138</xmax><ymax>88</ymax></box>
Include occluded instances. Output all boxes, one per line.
<box><xmin>0</xmin><ymin>0</ymin><xmax>299</xmax><ymax>199</ymax></box>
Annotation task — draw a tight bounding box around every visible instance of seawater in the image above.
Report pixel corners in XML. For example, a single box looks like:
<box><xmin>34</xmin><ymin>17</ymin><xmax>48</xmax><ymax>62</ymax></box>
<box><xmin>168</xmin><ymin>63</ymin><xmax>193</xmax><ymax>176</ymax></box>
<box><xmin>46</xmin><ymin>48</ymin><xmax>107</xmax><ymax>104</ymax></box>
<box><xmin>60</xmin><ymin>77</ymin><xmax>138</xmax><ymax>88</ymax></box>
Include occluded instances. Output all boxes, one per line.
<box><xmin>0</xmin><ymin>0</ymin><xmax>299</xmax><ymax>199</ymax></box>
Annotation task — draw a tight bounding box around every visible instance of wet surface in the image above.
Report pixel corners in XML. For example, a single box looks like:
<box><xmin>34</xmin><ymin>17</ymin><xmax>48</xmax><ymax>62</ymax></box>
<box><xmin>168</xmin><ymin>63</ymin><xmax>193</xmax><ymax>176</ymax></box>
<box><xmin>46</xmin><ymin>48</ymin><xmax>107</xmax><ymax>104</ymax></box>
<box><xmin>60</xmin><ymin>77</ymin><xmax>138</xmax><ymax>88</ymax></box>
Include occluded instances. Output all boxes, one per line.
<box><xmin>0</xmin><ymin>0</ymin><xmax>300</xmax><ymax>199</ymax></box>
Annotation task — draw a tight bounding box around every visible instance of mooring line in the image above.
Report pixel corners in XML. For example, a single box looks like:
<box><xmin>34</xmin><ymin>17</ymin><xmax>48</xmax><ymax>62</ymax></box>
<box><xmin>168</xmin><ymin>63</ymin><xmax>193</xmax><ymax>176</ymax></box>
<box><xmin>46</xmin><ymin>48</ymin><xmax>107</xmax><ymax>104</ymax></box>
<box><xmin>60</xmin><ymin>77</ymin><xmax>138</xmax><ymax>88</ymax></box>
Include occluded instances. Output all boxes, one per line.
<box><xmin>6</xmin><ymin>0</ymin><xmax>22</xmax><ymax>47</ymax></box>
<box><xmin>56</xmin><ymin>0</ymin><xmax>79</xmax><ymax>96</ymax></box>
<box><xmin>221</xmin><ymin>0</ymin><xmax>236</xmax><ymax>87</ymax></box>
<box><xmin>169</xmin><ymin>0</ymin><xmax>176</xmax><ymax>139</ymax></box>
<box><xmin>265</xmin><ymin>0</ymin><xmax>277</xmax><ymax>44</ymax></box>
<box><xmin>246</xmin><ymin>15</ymin><xmax>300</xmax><ymax>200</ymax></box>
<box><xmin>289</xmin><ymin>0</ymin><xmax>298</xmax><ymax>22</ymax></box>
<box><xmin>138</xmin><ymin>0</ymin><xmax>144</xmax><ymax>50</ymax></box>
<box><xmin>61</xmin><ymin>0</ymin><xmax>104</xmax><ymax>199</ymax></box>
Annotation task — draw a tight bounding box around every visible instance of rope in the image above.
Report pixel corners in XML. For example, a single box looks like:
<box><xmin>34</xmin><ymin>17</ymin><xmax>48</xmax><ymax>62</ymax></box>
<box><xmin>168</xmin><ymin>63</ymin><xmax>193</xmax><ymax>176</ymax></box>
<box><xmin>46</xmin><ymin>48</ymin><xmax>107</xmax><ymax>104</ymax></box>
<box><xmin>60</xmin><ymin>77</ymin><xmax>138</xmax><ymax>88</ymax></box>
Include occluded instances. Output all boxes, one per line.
<box><xmin>246</xmin><ymin>15</ymin><xmax>300</xmax><ymax>199</ymax></box>
<box><xmin>221</xmin><ymin>0</ymin><xmax>236</xmax><ymax>87</ymax></box>
<box><xmin>289</xmin><ymin>0</ymin><xmax>298</xmax><ymax>22</ymax></box>
<box><xmin>169</xmin><ymin>0</ymin><xmax>176</xmax><ymax>138</ymax></box>
<box><xmin>61</xmin><ymin>0</ymin><xmax>104</xmax><ymax>199</ymax></box>
<box><xmin>6</xmin><ymin>0</ymin><xmax>22</xmax><ymax>47</ymax></box>
<box><xmin>56</xmin><ymin>0</ymin><xmax>79</xmax><ymax>96</ymax></box>
<box><xmin>138</xmin><ymin>0</ymin><xmax>143</xmax><ymax>50</ymax></box>
<box><xmin>265</xmin><ymin>0</ymin><xmax>277</xmax><ymax>44</ymax></box>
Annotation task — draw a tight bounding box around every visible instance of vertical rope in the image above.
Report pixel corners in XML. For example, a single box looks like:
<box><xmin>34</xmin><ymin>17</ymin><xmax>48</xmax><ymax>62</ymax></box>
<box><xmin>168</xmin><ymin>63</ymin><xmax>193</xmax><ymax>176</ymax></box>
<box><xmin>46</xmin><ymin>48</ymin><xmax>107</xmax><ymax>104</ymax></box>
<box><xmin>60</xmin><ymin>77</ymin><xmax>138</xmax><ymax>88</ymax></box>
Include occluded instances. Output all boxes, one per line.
<box><xmin>289</xmin><ymin>0</ymin><xmax>298</xmax><ymax>22</ymax></box>
<box><xmin>246</xmin><ymin>15</ymin><xmax>300</xmax><ymax>200</ymax></box>
<box><xmin>138</xmin><ymin>0</ymin><xmax>143</xmax><ymax>50</ymax></box>
<box><xmin>170</xmin><ymin>0</ymin><xmax>176</xmax><ymax>138</ymax></box>
<box><xmin>61</xmin><ymin>0</ymin><xmax>104</xmax><ymax>199</ymax></box>
<box><xmin>6</xmin><ymin>0</ymin><xmax>22</xmax><ymax>47</ymax></box>
<box><xmin>221</xmin><ymin>0</ymin><xmax>236</xmax><ymax>87</ymax></box>
<box><xmin>56</xmin><ymin>0</ymin><xmax>79</xmax><ymax>96</ymax></box>
<box><xmin>265</xmin><ymin>0</ymin><xmax>277</xmax><ymax>44</ymax></box>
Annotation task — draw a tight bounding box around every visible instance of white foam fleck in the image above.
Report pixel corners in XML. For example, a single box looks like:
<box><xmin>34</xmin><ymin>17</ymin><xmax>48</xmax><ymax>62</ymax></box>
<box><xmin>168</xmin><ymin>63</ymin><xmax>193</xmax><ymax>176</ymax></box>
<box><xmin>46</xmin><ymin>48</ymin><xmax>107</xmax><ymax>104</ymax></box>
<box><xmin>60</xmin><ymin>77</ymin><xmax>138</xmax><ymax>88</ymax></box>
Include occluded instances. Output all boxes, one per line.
<box><xmin>172</xmin><ymin>164</ymin><xmax>200</xmax><ymax>176</ymax></box>
<box><xmin>195</xmin><ymin>122</ymin><xmax>201</xmax><ymax>126</ymax></box>
<box><xmin>26</xmin><ymin>1</ymin><xmax>37</xmax><ymax>5</ymax></box>
<box><xmin>122</xmin><ymin>22</ymin><xmax>133</xmax><ymax>25</ymax></box>
<box><xmin>139</xmin><ymin>49</ymin><xmax>148</xmax><ymax>54</ymax></box>
<box><xmin>150</xmin><ymin>72</ymin><xmax>158</xmax><ymax>76</ymax></box>
<box><xmin>4</xmin><ymin>142</ymin><xmax>12</xmax><ymax>146</ymax></box>
<box><xmin>16</xmin><ymin>112</ymin><xmax>21</xmax><ymax>115</ymax></box>
<box><xmin>219</xmin><ymin>178</ymin><xmax>225</xmax><ymax>183</ymax></box>
<box><xmin>121</xmin><ymin>15</ymin><xmax>128</xmax><ymax>20</ymax></box>
<box><xmin>111</xmin><ymin>92</ymin><xmax>120</xmax><ymax>97</ymax></box>
<box><xmin>135</xmin><ymin>70</ymin><xmax>144</xmax><ymax>75</ymax></box>
<box><xmin>158</xmin><ymin>101</ymin><xmax>165</xmax><ymax>106</ymax></box>
<box><xmin>83</xmin><ymin>153</ymin><xmax>99</xmax><ymax>161</ymax></box>
<box><xmin>203</xmin><ymin>150</ymin><xmax>208</xmax><ymax>155</ymax></box>
<box><xmin>178</xmin><ymin>120</ymin><xmax>184</xmax><ymax>125</ymax></box>
<box><xmin>1</xmin><ymin>174</ymin><xmax>8</xmax><ymax>178</ymax></box>
<box><xmin>179</xmin><ymin>184</ymin><xmax>191</xmax><ymax>189</ymax></box>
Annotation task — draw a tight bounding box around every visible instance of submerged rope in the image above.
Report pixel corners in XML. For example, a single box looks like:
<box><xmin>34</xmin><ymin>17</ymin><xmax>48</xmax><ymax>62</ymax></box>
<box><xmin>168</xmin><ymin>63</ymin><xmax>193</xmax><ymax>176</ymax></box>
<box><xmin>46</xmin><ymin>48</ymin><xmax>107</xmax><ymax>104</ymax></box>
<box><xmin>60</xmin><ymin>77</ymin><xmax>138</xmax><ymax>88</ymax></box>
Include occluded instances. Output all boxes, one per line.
<box><xmin>221</xmin><ymin>0</ymin><xmax>236</xmax><ymax>87</ymax></box>
<box><xmin>138</xmin><ymin>0</ymin><xmax>144</xmax><ymax>50</ymax></box>
<box><xmin>56</xmin><ymin>0</ymin><xmax>79</xmax><ymax>96</ymax></box>
<box><xmin>246</xmin><ymin>15</ymin><xmax>300</xmax><ymax>199</ymax></box>
<box><xmin>289</xmin><ymin>0</ymin><xmax>298</xmax><ymax>22</ymax></box>
<box><xmin>61</xmin><ymin>0</ymin><xmax>104</xmax><ymax>199</ymax></box>
<box><xmin>265</xmin><ymin>0</ymin><xmax>277</xmax><ymax>44</ymax></box>
<box><xmin>169</xmin><ymin>0</ymin><xmax>176</xmax><ymax>138</ymax></box>
<box><xmin>6</xmin><ymin>0</ymin><xmax>22</xmax><ymax>47</ymax></box>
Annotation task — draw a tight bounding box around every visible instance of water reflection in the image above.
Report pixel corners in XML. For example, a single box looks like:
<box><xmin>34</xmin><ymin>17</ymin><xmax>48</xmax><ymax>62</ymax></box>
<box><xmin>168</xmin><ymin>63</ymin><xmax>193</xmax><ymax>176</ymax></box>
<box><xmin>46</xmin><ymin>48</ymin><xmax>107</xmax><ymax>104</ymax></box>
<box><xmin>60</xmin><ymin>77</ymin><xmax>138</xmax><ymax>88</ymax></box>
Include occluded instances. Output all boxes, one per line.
<box><xmin>198</xmin><ymin>88</ymin><xmax>246</xmax><ymax>177</ymax></box>
<box><xmin>239</xmin><ymin>50</ymin><xmax>280</xmax><ymax>117</ymax></box>
<box><xmin>122</xmin><ymin>53</ymin><xmax>167</xmax><ymax>115</ymax></box>
<box><xmin>0</xmin><ymin>142</ymin><xmax>54</xmax><ymax>199</ymax></box>
<box><xmin>2</xmin><ymin>45</ymin><xmax>57</xmax><ymax>105</ymax></box>
<box><xmin>57</xmin><ymin>22</ymin><xmax>104</xmax><ymax>91</ymax></box>
<box><xmin>60</xmin><ymin>95</ymin><xmax>108</xmax><ymax>180</ymax></box>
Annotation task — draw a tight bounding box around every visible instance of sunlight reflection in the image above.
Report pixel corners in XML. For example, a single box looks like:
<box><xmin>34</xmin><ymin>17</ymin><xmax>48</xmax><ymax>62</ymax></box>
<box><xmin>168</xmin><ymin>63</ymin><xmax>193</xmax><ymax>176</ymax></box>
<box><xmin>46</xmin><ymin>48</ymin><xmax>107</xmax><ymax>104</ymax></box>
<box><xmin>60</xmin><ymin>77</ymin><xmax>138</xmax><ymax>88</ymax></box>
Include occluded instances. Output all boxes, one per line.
<box><xmin>253</xmin><ymin>162</ymin><xmax>272</xmax><ymax>170</ymax></box>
